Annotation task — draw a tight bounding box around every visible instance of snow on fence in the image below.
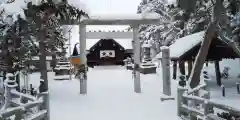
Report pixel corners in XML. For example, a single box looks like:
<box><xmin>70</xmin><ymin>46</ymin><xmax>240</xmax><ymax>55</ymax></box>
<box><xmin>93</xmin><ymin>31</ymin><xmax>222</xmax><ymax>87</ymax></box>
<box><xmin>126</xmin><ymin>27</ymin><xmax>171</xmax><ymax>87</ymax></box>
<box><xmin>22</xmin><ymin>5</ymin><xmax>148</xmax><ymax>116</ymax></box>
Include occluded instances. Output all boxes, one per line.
<box><xmin>177</xmin><ymin>73</ymin><xmax>240</xmax><ymax>120</ymax></box>
<box><xmin>0</xmin><ymin>73</ymin><xmax>48</xmax><ymax>120</ymax></box>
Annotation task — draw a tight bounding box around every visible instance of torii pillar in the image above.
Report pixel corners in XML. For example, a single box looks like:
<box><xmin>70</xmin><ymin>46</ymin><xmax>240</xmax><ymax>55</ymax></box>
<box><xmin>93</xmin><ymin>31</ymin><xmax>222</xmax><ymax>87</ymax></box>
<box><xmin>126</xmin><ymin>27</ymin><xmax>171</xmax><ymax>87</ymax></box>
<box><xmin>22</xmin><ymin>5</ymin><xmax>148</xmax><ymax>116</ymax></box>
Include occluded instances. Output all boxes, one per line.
<box><xmin>79</xmin><ymin>24</ymin><xmax>87</xmax><ymax>94</ymax></box>
<box><xmin>132</xmin><ymin>24</ymin><xmax>141</xmax><ymax>93</ymax></box>
<box><xmin>78</xmin><ymin>13</ymin><xmax>160</xmax><ymax>94</ymax></box>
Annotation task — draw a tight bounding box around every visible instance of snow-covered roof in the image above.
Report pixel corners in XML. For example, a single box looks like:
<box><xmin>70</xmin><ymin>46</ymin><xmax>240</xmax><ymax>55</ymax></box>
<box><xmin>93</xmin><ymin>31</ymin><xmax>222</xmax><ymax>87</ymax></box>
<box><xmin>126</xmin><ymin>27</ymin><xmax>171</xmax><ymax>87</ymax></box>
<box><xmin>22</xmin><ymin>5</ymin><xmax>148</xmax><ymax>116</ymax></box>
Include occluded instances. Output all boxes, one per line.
<box><xmin>75</xmin><ymin>39</ymin><xmax>132</xmax><ymax>52</ymax></box>
<box><xmin>86</xmin><ymin>25</ymin><xmax>129</xmax><ymax>32</ymax></box>
<box><xmin>114</xmin><ymin>39</ymin><xmax>132</xmax><ymax>50</ymax></box>
<box><xmin>80</xmin><ymin>13</ymin><xmax>161</xmax><ymax>25</ymax></box>
<box><xmin>74</xmin><ymin>39</ymin><xmax>100</xmax><ymax>52</ymax></box>
<box><xmin>154</xmin><ymin>31</ymin><xmax>205</xmax><ymax>60</ymax></box>
<box><xmin>86</xmin><ymin>39</ymin><xmax>101</xmax><ymax>50</ymax></box>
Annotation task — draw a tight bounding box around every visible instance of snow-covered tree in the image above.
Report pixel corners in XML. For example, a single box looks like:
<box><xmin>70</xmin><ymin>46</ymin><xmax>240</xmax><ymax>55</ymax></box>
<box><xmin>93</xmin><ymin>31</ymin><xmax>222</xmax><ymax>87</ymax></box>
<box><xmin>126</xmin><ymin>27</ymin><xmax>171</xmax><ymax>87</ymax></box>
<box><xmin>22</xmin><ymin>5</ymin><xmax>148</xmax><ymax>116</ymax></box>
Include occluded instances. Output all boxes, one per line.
<box><xmin>21</xmin><ymin>0</ymin><xmax>88</xmax><ymax>92</ymax></box>
<box><xmin>0</xmin><ymin>0</ymin><xmax>88</xmax><ymax>94</ymax></box>
<box><xmin>137</xmin><ymin>0</ymin><xmax>168</xmax><ymax>42</ymax></box>
<box><xmin>136</xmin><ymin>0</ymin><xmax>185</xmax><ymax>47</ymax></box>
<box><xmin>0</xmin><ymin>2</ymin><xmax>34</xmax><ymax>73</ymax></box>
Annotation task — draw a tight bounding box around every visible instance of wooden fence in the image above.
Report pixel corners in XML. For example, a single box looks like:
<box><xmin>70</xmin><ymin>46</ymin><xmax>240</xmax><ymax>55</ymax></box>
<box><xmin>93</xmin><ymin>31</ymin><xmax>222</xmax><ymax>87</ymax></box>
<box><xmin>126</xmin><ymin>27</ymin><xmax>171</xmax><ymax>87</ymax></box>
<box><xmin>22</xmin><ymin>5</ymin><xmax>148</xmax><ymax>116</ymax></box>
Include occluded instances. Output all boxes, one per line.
<box><xmin>177</xmin><ymin>74</ymin><xmax>240</xmax><ymax>120</ymax></box>
<box><xmin>0</xmin><ymin>73</ymin><xmax>48</xmax><ymax>120</ymax></box>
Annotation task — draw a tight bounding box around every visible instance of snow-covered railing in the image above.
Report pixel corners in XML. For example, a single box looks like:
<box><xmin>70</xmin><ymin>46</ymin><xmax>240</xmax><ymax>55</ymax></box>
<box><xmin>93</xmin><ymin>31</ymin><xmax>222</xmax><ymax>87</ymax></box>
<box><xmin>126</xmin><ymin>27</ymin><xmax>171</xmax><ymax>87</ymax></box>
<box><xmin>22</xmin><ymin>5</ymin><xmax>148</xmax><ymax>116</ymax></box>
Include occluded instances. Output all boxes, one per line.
<box><xmin>0</xmin><ymin>73</ymin><xmax>49</xmax><ymax>120</ymax></box>
<box><xmin>177</xmin><ymin>73</ymin><xmax>240</xmax><ymax>120</ymax></box>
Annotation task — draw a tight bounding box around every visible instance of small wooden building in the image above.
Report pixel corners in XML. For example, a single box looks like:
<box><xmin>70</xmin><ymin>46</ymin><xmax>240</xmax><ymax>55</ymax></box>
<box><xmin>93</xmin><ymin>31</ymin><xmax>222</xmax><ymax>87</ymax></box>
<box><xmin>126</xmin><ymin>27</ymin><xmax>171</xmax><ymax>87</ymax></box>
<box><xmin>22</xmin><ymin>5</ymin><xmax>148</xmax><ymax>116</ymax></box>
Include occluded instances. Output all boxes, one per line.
<box><xmin>87</xmin><ymin>39</ymin><xmax>132</xmax><ymax>65</ymax></box>
<box><xmin>73</xmin><ymin>38</ymin><xmax>133</xmax><ymax>66</ymax></box>
<box><xmin>155</xmin><ymin>31</ymin><xmax>240</xmax><ymax>86</ymax></box>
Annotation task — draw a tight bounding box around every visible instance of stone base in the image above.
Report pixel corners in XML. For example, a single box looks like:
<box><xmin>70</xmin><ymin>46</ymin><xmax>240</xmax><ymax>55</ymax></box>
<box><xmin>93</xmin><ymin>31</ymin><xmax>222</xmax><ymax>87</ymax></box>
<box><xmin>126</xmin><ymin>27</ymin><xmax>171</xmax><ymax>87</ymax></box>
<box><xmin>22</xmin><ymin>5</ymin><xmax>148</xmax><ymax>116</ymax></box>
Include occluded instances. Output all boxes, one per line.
<box><xmin>139</xmin><ymin>64</ymin><xmax>157</xmax><ymax>74</ymax></box>
<box><xmin>54</xmin><ymin>75</ymin><xmax>71</xmax><ymax>80</ymax></box>
<box><xmin>126</xmin><ymin>64</ymin><xmax>133</xmax><ymax>70</ymax></box>
<box><xmin>160</xmin><ymin>94</ymin><xmax>175</xmax><ymax>101</ymax></box>
<box><xmin>54</xmin><ymin>69</ymin><xmax>70</xmax><ymax>76</ymax></box>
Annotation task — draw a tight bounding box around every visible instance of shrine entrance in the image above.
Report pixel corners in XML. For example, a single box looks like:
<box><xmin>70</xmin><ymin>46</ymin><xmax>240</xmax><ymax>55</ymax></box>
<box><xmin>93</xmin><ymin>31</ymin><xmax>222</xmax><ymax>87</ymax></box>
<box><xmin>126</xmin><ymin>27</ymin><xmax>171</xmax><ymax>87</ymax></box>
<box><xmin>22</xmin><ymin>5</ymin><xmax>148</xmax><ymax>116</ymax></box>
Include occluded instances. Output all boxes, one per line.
<box><xmin>65</xmin><ymin>13</ymin><xmax>160</xmax><ymax>95</ymax></box>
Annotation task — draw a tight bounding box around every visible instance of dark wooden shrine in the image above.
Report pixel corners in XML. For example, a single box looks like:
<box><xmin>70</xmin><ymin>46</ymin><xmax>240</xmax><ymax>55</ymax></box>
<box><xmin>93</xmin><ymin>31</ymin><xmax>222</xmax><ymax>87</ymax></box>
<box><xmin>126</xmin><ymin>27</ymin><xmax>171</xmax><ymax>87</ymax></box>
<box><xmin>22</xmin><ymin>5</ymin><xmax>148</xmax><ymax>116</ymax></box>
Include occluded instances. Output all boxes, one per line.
<box><xmin>155</xmin><ymin>31</ymin><xmax>240</xmax><ymax>86</ymax></box>
<box><xmin>86</xmin><ymin>39</ymin><xmax>132</xmax><ymax>66</ymax></box>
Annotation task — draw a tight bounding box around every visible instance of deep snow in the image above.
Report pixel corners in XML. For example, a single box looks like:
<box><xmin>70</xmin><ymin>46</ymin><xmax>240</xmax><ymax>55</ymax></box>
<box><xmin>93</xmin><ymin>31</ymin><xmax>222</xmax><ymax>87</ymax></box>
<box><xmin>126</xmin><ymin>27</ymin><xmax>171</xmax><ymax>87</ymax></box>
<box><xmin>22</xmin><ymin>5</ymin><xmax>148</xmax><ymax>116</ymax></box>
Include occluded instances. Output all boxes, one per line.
<box><xmin>26</xmin><ymin>66</ymin><xmax>179</xmax><ymax>120</ymax></box>
<box><xmin>203</xmin><ymin>59</ymin><xmax>240</xmax><ymax>109</ymax></box>
<box><xmin>19</xmin><ymin>59</ymin><xmax>240</xmax><ymax>120</ymax></box>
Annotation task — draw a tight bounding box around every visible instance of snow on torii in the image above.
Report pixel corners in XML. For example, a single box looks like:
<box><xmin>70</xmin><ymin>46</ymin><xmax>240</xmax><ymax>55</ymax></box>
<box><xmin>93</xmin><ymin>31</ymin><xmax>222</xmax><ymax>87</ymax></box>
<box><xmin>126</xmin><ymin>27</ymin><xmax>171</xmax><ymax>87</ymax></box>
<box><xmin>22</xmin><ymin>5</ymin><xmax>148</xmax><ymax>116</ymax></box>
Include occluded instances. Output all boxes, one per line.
<box><xmin>72</xmin><ymin>13</ymin><xmax>161</xmax><ymax>95</ymax></box>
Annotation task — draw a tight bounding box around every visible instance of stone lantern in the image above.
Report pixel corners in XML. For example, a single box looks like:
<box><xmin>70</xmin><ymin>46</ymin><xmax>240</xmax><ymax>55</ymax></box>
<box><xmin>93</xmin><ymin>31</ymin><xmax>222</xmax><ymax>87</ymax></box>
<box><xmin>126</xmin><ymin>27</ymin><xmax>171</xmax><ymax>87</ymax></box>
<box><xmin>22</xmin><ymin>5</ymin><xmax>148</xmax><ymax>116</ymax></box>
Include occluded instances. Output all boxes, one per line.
<box><xmin>142</xmin><ymin>41</ymin><xmax>152</xmax><ymax>62</ymax></box>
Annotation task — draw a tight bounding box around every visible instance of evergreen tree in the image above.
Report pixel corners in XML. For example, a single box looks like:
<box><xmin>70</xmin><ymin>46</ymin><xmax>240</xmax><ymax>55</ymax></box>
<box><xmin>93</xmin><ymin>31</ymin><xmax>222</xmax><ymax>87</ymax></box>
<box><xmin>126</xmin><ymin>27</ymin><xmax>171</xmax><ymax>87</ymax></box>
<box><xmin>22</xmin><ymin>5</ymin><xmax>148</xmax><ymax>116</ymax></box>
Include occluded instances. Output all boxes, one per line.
<box><xmin>0</xmin><ymin>0</ymin><xmax>88</xmax><ymax>95</ymax></box>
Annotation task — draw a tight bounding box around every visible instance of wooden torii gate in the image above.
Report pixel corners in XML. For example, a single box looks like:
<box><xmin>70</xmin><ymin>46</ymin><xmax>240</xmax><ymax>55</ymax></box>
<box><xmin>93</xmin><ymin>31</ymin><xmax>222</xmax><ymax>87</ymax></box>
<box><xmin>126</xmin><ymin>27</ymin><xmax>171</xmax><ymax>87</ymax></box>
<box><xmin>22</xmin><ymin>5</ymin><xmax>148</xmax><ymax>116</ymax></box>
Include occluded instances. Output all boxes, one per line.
<box><xmin>77</xmin><ymin>13</ymin><xmax>160</xmax><ymax>94</ymax></box>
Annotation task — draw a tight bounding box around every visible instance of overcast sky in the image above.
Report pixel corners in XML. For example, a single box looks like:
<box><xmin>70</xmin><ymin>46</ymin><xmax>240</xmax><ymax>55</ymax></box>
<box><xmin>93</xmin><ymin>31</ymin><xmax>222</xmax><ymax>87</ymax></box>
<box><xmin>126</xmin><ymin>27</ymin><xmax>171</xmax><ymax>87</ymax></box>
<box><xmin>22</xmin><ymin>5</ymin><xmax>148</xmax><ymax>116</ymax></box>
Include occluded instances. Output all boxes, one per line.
<box><xmin>81</xmin><ymin>0</ymin><xmax>175</xmax><ymax>14</ymax></box>
<box><xmin>68</xmin><ymin>0</ymin><xmax>175</xmax><ymax>55</ymax></box>
<box><xmin>82</xmin><ymin>0</ymin><xmax>141</xmax><ymax>14</ymax></box>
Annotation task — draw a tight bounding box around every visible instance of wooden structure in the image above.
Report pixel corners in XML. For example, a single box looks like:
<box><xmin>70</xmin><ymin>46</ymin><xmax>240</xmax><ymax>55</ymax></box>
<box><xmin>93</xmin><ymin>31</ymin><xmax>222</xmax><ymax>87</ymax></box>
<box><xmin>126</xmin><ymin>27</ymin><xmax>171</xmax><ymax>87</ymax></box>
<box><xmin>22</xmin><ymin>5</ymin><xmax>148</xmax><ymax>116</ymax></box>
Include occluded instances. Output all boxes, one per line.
<box><xmin>70</xmin><ymin>30</ymin><xmax>133</xmax><ymax>66</ymax></box>
<box><xmin>87</xmin><ymin>39</ymin><xmax>132</xmax><ymax>66</ymax></box>
<box><xmin>154</xmin><ymin>31</ymin><xmax>240</xmax><ymax>86</ymax></box>
<box><xmin>177</xmin><ymin>72</ymin><xmax>240</xmax><ymax>120</ymax></box>
<box><xmin>0</xmin><ymin>73</ymin><xmax>48</xmax><ymax>120</ymax></box>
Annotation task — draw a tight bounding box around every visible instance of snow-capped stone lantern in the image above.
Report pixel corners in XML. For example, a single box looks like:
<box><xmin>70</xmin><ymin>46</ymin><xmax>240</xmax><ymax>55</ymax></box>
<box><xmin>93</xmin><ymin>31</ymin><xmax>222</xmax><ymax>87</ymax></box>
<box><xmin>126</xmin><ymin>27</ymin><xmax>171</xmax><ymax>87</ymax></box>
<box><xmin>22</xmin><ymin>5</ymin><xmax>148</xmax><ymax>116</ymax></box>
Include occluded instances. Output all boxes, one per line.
<box><xmin>4</xmin><ymin>73</ymin><xmax>18</xmax><ymax>107</ymax></box>
<box><xmin>5</xmin><ymin>73</ymin><xmax>17</xmax><ymax>87</ymax></box>
<box><xmin>142</xmin><ymin>41</ymin><xmax>152</xmax><ymax>62</ymax></box>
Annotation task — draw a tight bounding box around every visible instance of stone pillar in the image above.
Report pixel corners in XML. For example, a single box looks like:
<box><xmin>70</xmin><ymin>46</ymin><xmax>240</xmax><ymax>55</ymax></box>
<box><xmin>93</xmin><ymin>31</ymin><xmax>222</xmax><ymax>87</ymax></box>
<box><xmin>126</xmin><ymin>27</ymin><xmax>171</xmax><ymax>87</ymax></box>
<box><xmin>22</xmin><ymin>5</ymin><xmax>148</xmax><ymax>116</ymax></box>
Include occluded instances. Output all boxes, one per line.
<box><xmin>4</xmin><ymin>73</ymin><xmax>17</xmax><ymax>108</ymax></box>
<box><xmin>132</xmin><ymin>24</ymin><xmax>141</xmax><ymax>93</ymax></box>
<box><xmin>79</xmin><ymin>24</ymin><xmax>87</xmax><ymax>94</ymax></box>
<box><xmin>161</xmin><ymin>46</ymin><xmax>171</xmax><ymax>96</ymax></box>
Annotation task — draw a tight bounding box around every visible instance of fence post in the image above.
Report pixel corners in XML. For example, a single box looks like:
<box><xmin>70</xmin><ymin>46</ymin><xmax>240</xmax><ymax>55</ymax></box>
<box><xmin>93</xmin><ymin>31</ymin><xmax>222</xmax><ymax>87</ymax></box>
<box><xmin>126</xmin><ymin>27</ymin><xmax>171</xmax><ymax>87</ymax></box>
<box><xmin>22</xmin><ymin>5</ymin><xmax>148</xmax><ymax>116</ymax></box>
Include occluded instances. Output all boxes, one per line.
<box><xmin>0</xmin><ymin>74</ymin><xmax>4</xmax><ymax>108</ymax></box>
<box><xmin>202</xmin><ymin>100</ymin><xmax>211</xmax><ymax>120</ymax></box>
<box><xmin>221</xmin><ymin>85</ymin><xmax>225</xmax><ymax>97</ymax></box>
<box><xmin>14</xmin><ymin>109</ymin><xmax>24</xmax><ymax>120</ymax></box>
<box><xmin>161</xmin><ymin>46</ymin><xmax>171</xmax><ymax>96</ymax></box>
<box><xmin>177</xmin><ymin>87</ymin><xmax>187</xmax><ymax>116</ymax></box>
<box><xmin>236</xmin><ymin>82</ymin><xmax>240</xmax><ymax>94</ymax></box>
<box><xmin>39</xmin><ymin>92</ymin><xmax>50</xmax><ymax>120</ymax></box>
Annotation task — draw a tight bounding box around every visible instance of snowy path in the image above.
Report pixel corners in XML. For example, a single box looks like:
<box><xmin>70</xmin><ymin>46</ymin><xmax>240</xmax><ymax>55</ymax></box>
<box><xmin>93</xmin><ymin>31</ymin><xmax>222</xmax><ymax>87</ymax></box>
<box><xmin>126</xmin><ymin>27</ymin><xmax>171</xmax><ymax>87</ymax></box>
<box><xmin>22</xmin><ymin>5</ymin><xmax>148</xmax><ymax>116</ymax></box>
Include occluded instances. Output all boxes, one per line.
<box><xmin>48</xmin><ymin>66</ymin><xmax>179</xmax><ymax>120</ymax></box>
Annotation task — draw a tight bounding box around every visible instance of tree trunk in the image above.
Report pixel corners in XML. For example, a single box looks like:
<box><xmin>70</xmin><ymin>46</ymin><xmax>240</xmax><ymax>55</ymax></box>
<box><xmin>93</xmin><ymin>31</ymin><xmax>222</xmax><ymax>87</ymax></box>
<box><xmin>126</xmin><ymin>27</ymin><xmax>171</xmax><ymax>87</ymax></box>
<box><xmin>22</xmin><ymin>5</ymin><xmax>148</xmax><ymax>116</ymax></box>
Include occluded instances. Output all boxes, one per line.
<box><xmin>189</xmin><ymin>22</ymin><xmax>216</xmax><ymax>88</ymax></box>
<box><xmin>15</xmin><ymin>73</ymin><xmax>20</xmax><ymax>92</ymax></box>
<box><xmin>214</xmin><ymin>60</ymin><xmax>221</xmax><ymax>86</ymax></box>
<box><xmin>39</xmin><ymin>40</ymin><xmax>48</xmax><ymax>92</ymax></box>
<box><xmin>51</xmin><ymin>53</ymin><xmax>56</xmax><ymax>69</ymax></box>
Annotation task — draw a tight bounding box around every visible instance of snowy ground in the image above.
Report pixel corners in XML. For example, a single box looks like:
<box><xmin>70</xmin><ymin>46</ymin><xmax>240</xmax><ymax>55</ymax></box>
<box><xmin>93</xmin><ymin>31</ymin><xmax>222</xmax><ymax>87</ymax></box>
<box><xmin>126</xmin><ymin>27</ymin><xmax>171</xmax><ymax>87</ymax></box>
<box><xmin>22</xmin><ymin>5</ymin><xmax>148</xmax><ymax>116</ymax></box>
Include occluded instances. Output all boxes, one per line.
<box><xmin>20</xmin><ymin>59</ymin><xmax>240</xmax><ymax>120</ymax></box>
<box><xmin>26</xmin><ymin>66</ymin><xmax>179</xmax><ymax>120</ymax></box>
<box><xmin>203</xmin><ymin>59</ymin><xmax>240</xmax><ymax>109</ymax></box>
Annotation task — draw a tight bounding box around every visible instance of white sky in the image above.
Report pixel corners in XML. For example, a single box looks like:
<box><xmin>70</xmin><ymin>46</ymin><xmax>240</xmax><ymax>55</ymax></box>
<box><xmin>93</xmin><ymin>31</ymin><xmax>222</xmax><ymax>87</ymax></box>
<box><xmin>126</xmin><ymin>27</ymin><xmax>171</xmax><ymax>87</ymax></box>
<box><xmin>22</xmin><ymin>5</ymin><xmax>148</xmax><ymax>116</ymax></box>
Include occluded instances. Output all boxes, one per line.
<box><xmin>68</xmin><ymin>0</ymin><xmax>175</xmax><ymax>56</ymax></box>
<box><xmin>78</xmin><ymin>0</ymin><xmax>143</xmax><ymax>33</ymax></box>
<box><xmin>82</xmin><ymin>0</ymin><xmax>141</xmax><ymax>14</ymax></box>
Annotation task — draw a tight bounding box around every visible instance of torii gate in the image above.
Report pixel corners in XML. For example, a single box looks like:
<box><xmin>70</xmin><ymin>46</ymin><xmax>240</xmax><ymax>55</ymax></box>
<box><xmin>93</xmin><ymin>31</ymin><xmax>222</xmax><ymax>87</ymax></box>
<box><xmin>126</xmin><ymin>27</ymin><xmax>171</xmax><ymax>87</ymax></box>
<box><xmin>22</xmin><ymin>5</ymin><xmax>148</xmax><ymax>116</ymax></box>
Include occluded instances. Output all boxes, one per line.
<box><xmin>78</xmin><ymin>13</ymin><xmax>160</xmax><ymax>94</ymax></box>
